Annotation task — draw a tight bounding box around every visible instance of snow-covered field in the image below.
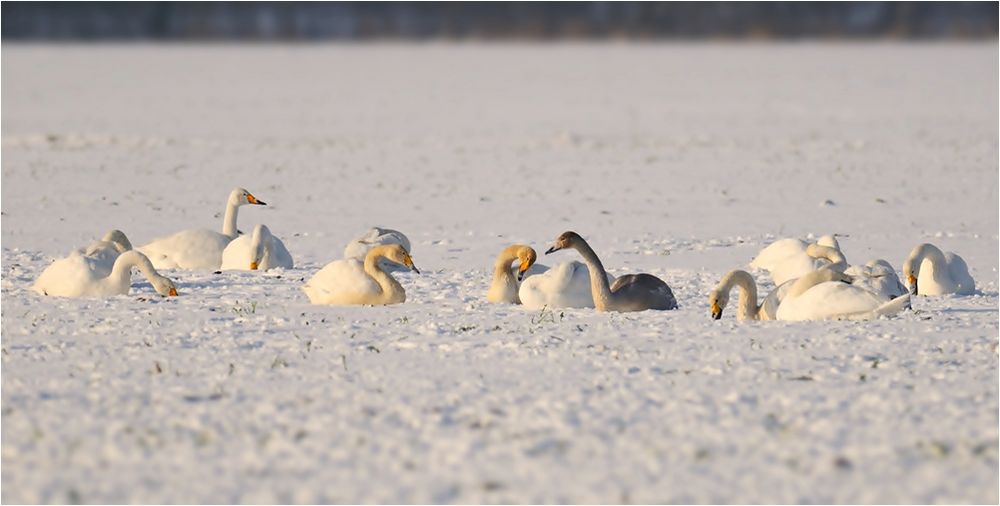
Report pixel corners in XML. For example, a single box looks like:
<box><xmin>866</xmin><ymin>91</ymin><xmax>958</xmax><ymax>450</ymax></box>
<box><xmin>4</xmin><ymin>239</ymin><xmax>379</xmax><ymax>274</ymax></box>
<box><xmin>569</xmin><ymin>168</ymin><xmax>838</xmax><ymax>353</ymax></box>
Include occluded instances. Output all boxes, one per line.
<box><xmin>2</xmin><ymin>43</ymin><xmax>998</xmax><ymax>503</ymax></box>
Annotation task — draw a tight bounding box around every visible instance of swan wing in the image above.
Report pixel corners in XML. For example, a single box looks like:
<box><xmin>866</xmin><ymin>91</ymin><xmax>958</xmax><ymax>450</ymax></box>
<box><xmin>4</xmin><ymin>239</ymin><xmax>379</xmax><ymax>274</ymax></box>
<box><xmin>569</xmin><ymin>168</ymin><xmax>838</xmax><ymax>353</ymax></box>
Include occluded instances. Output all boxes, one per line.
<box><xmin>518</xmin><ymin>261</ymin><xmax>598</xmax><ymax>309</ymax></box>
<box><xmin>776</xmin><ymin>281</ymin><xmax>888</xmax><ymax>321</ymax></box>
<box><xmin>944</xmin><ymin>252</ymin><xmax>976</xmax><ymax>295</ymax></box>
<box><xmin>302</xmin><ymin>259</ymin><xmax>380</xmax><ymax>305</ymax></box>
<box><xmin>32</xmin><ymin>253</ymin><xmax>113</xmax><ymax>298</ymax></box>
<box><xmin>758</xmin><ymin>278</ymin><xmax>796</xmax><ymax>320</ymax></box>
<box><xmin>220</xmin><ymin>235</ymin><xmax>254</xmax><ymax>270</ymax></box>
<box><xmin>265</xmin><ymin>235</ymin><xmax>294</xmax><ymax>269</ymax></box>
<box><xmin>610</xmin><ymin>273</ymin><xmax>677</xmax><ymax>311</ymax></box>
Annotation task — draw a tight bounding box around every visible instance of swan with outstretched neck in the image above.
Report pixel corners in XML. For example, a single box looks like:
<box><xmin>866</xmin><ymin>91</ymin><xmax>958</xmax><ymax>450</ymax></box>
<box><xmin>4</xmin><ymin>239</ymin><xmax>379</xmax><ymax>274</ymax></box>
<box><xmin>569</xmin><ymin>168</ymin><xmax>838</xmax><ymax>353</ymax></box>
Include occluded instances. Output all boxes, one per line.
<box><xmin>139</xmin><ymin>187</ymin><xmax>266</xmax><ymax>270</ymax></box>
<box><xmin>544</xmin><ymin>231</ymin><xmax>677</xmax><ymax>312</ymax></box>
<box><xmin>221</xmin><ymin>224</ymin><xmax>293</xmax><ymax>271</ymax></box>
<box><xmin>709</xmin><ymin>270</ymin><xmax>793</xmax><ymax>321</ymax></box>
<box><xmin>774</xmin><ymin>269</ymin><xmax>910</xmax><ymax>321</ymax></box>
<box><xmin>902</xmin><ymin>243</ymin><xmax>975</xmax><ymax>295</ymax></box>
<box><xmin>303</xmin><ymin>244</ymin><xmax>419</xmax><ymax>305</ymax></box>
<box><xmin>486</xmin><ymin>244</ymin><xmax>545</xmax><ymax>304</ymax></box>
<box><xmin>33</xmin><ymin>250</ymin><xmax>178</xmax><ymax>298</ymax></box>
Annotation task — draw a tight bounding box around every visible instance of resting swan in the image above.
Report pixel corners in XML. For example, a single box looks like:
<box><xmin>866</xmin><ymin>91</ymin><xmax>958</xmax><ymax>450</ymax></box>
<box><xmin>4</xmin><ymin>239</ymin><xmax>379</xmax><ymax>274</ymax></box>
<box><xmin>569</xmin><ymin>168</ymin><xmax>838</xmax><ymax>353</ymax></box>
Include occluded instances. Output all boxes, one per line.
<box><xmin>79</xmin><ymin>229</ymin><xmax>133</xmax><ymax>276</ymax></box>
<box><xmin>221</xmin><ymin>224</ymin><xmax>293</xmax><ymax>271</ymax></box>
<box><xmin>544</xmin><ymin>231</ymin><xmax>677</xmax><ymax>312</ymax></box>
<box><xmin>139</xmin><ymin>188</ymin><xmax>266</xmax><ymax>270</ymax></box>
<box><xmin>709</xmin><ymin>270</ymin><xmax>795</xmax><ymax>321</ymax></box>
<box><xmin>750</xmin><ymin>235</ymin><xmax>843</xmax><ymax>285</ymax></box>
<box><xmin>302</xmin><ymin>244</ymin><xmax>419</xmax><ymax>305</ymax></box>
<box><xmin>486</xmin><ymin>244</ymin><xmax>548</xmax><ymax>304</ymax></box>
<box><xmin>774</xmin><ymin>269</ymin><xmax>910</xmax><ymax>321</ymax></box>
<box><xmin>33</xmin><ymin>250</ymin><xmax>178</xmax><ymax>298</ymax></box>
<box><xmin>843</xmin><ymin>259</ymin><xmax>908</xmax><ymax>300</ymax></box>
<box><xmin>902</xmin><ymin>243</ymin><xmax>975</xmax><ymax>295</ymax></box>
<box><xmin>344</xmin><ymin>227</ymin><xmax>412</xmax><ymax>272</ymax></box>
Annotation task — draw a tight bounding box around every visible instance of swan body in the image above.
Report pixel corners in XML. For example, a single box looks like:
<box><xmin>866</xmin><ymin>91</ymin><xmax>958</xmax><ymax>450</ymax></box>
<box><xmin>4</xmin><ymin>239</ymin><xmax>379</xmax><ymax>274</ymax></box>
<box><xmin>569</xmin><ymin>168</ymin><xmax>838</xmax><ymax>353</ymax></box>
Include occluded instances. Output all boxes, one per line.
<box><xmin>32</xmin><ymin>250</ymin><xmax>178</xmax><ymax>298</ymax></box>
<box><xmin>709</xmin><ymin>270</ymin><xmax>795</xmax><ymax>321</ymax></box>
<box><xmin>843</xmin><ymin>259</ymin><xmax>907</xmax><ymax>300</ymax></box>
<box><xmin>139</xmin><ymin>188</ymin><xmax>266</xmax><ymax>270</ymax></box>
<box><xmin>79</xmin><ymin>229</ymin><xmax>133</xmax><ymax>276</ymax></box>
<box><xmin>774</xmin><ymin>269</ymin><xmax>910</xmax><ymax>321</ymax></box>
<box><xmin>545</xmin><ymin>231</ymin><xmax>677</xmax><ymax>312</ymax></box>
<box><xmin>486</xmin><ymin>244</ymin><xmax>548</xmax><ymax>304</ymax></box>
<box><xmin>750</xmin><ymin>235</ymin><xmax>842</xmax><ymax>285</ymax></box>
<box><xmin>221</xmin><ymin>224</ymin><xmax>293</xmax><ymax>271</ymax></box>
<box><xmin>518</xmin><ymin>261</ymin><xmax>613</xmax><ymax>310</ymax></box>
<box><xmin>303</xmin><ymin>244</ymin><xmax>419</xmax><ymax>305</ymax></box>
<box><xmin>902</xmin><ymin>243</ymin><xmax>975</xmax><ymax>296</ymax></box>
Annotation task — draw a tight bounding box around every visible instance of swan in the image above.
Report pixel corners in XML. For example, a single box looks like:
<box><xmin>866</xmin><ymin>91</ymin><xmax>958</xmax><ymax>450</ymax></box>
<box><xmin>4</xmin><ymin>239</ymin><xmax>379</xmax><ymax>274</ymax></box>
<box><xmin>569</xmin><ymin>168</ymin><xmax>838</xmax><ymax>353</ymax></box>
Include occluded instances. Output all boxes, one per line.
<box><xmin>709</xmin><ymin>270</ymin><xmax>795</xmax><ymax>321</ymax></box>
<box><xmin>302</xmin><ymin>244</ymin><xmax>419</xmax><ymax>305</ymax></box>
<box><xmin>544</xmin><ymin>231</ymin><xmax>677</xmax><ymax>312</ymax></box>
<box><xmin>843</xmin><ymin>259</ymin><xmax>908</xmax><ymax>300</ymax></box>
<box><xmin>138</xmin><ymin>188</ymin><xmax>266</xmax><ymax>270</ymax></box>
<box><xmin>221</xmin><ymin>224</ymin><xmax>293</xmax><ymax>271</ymax></box>
<box><xmin>902</xmin><ymin>243</ymin><xmax>975</xmax><ymax>295</ymax></box>
<box><xmin>343</xmin><ymin>227</ymin><xmax>412</xmax><ymax>272</ymax></box>
<box><xmin>79</xmin><ymin>229</ymin><xmax>133</xmax><ymax>276</ymax></box>
<box><xmin>774</xmin><ymin>269</ymin><xmax>910</xmax><ymax>321</ymax></box>
<box><xmin>486</xmin><ymin>244</ymin><xmax>549</xmax><ymax>304</ymax></box>
<box><xmin>518</xmin><ymin>260</ymin><xmax>615</xmax><ymax>310</ymax></box>
<box><xmin>750</xmin><ymin>235</ymin><xmax>843</xmax><ymax>285</ymax></box>
<box><xmin>32</xmin><ymin>250</ymin><xmax>178</xmax><ymax>298</ymax></box>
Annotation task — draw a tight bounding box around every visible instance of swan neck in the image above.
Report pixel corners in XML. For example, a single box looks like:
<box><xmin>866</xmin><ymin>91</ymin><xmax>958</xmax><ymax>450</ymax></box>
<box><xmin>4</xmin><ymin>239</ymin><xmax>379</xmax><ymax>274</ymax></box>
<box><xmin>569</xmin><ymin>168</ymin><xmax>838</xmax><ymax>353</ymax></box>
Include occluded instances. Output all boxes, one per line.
<box><xmin>364</xmin><ymin>248</ymin><xmax>405</xmax><ymax>303</ymax></box>
<box><xmin>492</xmin><ymin>247</ymin><xmax>520</xmax><ymax>286</ymax></box>
<box><xmin>723</xmin><ymin>270</ymin><xmax>760</xmax><ymax>320</ymax></box>
<box><xmin>911</xmin><ymin>244</ymin><xmax>948</xmax><ymax>281</ymax></box>
<box><xmin>108</xmin><ymin>251</ymin><xmax>156</xmax><ymax>290</ymax></box>
<box><xmin>572</xmin><ymin>240</ymin><xmax>613</xmax><ymax>310</ymax></box>
<box><xmin>222</xmin><ymin>198</ymin><xmax>240</xmax><ymax>239</ymax></box>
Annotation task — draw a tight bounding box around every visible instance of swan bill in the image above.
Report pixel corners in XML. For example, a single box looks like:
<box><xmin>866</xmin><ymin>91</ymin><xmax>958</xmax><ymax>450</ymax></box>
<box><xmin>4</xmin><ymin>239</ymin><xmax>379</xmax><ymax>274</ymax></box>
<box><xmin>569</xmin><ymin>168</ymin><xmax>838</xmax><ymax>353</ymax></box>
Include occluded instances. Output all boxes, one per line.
<box><xmin>544</xmin><ymin>246</ymin><xmax>560</xmax><ymax>255</ymax></box>
<box><xmin>250</xmin><ymin>261</ymin><xmax>259</xmax><ymax>270</ymax></box>
<box><xmin>168</xmin><ymin>288</ymin><xmax>178</xmax><ymax>296</ymax></box>
<box><xmin>907</xmin><ymin>274</ymin><xmax>918</xmax><ymax>295</ymax></box>
<box><xmin>246</xmin><ymin>193</ymin><xmax>266</xmax><ymax>206</ymax></box>
<box><xmin>711</xmin><ymin>302</ymin><xmax>722</xmax><ymax>320</ymax></box>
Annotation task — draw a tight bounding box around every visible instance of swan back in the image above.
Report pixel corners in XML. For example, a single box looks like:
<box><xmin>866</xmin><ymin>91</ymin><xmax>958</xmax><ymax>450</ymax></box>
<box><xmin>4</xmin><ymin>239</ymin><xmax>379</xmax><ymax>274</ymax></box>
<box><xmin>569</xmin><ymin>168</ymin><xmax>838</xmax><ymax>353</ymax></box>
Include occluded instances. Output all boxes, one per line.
<box><xmin>610</xmin><ymin>273</ymin><xmax>678</xmax><ymax>311</ymax></box>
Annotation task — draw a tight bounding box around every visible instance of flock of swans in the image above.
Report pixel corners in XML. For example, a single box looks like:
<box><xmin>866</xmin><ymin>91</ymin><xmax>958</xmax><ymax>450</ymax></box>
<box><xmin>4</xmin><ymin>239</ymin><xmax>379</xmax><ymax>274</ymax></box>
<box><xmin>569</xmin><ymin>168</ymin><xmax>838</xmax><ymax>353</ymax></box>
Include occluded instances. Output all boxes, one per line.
<box><xmin>31</xmin><ymin>187</ymin><xmax>977</xmax><ymax>321</ymax></box>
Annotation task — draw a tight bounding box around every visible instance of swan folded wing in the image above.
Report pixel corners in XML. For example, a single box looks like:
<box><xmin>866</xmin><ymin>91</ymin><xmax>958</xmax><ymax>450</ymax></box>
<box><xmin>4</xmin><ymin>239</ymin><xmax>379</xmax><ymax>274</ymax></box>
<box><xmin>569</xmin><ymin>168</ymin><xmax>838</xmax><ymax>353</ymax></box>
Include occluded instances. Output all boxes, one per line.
<box><xmin>776</xmin><ymin>282</ymin><xmax>890</xmax><ymax>321</ymax></box>
<box><xmin>265</xmin><ymin>236</ymin><xmax>294</xmax><ymax>269</ymax></box>
<box><xmin>303</xmin><ymin>259</ymin><xmax>381</xmax><ymax>305</ymax></box>
<box><xmin>518</xmin><ymin>261</ymin><xmax>603</xmax><ymax>309</ymax></box>
<box><xmin>758</xmin><ymin>278</ymin><xmax>795</xmax><ymax>320</ymax></box>
<box><xmin>944</xmin><ymin>252</ymin><xmax>976</xmax><ymax>295</ymax></box>
<box><xmin>220</xmin><ymin>235</ymin><xmax>254</xmax><ymax>270</ymax></box>
<box><xmin>33</xmin><ymin>254</ymin><xmax>108</xmax><ymax>297</ymax></box>
<box><xmin>611</xmin><ymin>273</ymin><xmax>678</xmax><ymax>310</ymax></box>
<box><xmin>139</xmin><ymin>229</ymin><xmax>231</xmax><ymax>270</ymax></box>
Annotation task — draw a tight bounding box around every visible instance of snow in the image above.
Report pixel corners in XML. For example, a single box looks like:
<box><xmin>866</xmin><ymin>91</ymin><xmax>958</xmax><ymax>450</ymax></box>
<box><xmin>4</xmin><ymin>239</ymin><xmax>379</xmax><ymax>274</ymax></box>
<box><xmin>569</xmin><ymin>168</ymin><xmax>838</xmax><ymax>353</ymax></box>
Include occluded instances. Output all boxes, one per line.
<box><xmin>2</xmin><ymin>43</ymin><xmax>998</xmax><ymax>503</ymax></box>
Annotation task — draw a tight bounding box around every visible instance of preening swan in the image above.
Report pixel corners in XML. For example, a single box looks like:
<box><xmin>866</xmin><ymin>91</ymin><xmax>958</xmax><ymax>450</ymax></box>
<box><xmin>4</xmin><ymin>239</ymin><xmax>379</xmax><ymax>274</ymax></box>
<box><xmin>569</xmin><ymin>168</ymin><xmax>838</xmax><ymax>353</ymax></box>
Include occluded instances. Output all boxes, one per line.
<box><xmin>544</xmin><ymin>231</ymin><xmax>677</xmax><ymax>312</ymax></box>
<box><xmin>221</xmin><ymin>224</ymin><xmax>293</xmax><ymax>271</ymax></box>
<box><xmin>486</xmin><ymin>244</ymin><xmax>548</xmax><ymax>304</ymax></box>
<box><xmin>750</xmin><ymin>235</ymin><xmax>842</xmax><ymax>285</ymax></box>
<box><xmin>139</xmin><ymin>188</ymin><xmax>266</xmax><ymax>270</ymax></box>
<box><xmin>519</xmin><ymin>260</ymin><xmax>615</xmax><ymax>310</ymax></box>
<box><xmin>33</xmin><ymin>250</ymin><xmax>178</xmax><ymax>298</ymax></box>
<box><xmin>709</xmin><ymin>270</ymin><xmax>794</xmax><ymax>321</ymax></box>
<box><xmin>774</xmin><ymin>269</ymin><xmax>910</xmax><ymax>321</ymax></box>
<box><xmin>80</xmin><ymin>229</ymin><xmax>133</xmax><ymax>276</ymax></box>
<box><xmin>302</xmin><ymin>244</ymin><xmax>419</xmax><ymax>305</ymax></box>
<box><xmin>902</xmin><ymin>243</ymin><xmax>975</xmax><ymax>295</ymax></box>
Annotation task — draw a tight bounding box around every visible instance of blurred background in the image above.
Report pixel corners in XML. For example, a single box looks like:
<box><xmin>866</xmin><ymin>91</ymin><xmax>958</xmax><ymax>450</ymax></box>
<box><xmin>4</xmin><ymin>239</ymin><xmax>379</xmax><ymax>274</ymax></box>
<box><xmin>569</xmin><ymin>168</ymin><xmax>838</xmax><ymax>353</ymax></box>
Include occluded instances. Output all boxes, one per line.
<box><xmin>3</xmin><ymin>1</ymin><xmax>998</xmax><ymax>41</ymax></box>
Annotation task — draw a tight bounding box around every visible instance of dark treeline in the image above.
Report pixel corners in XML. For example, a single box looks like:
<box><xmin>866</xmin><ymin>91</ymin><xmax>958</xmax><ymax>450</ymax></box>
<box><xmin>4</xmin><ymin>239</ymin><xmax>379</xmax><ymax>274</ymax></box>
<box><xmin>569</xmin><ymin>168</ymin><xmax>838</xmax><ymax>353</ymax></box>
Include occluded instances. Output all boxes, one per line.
<box><xmin>3</xmin><ymin>2</ymin><xmax>997</xmax><ymax>41</ymax></box>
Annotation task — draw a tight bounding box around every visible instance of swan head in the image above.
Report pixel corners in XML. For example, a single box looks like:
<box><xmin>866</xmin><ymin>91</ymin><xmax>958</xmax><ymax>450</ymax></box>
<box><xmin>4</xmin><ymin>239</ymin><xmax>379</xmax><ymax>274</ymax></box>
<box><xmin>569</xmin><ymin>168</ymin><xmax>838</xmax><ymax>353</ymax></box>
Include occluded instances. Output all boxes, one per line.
<box><xmin>708</xmin><ymin>290</ymin><xmax>727</xmax><ymax>320</ymax></box>
<box><xmin>231</xmin><ymin>187</ymin><xmax>267</xmax><ymax>207</ymax></box>
<box><xmin>902</xmin><ymin>262</ymin><xmax>918</xmax><ymax>295</ymax></box>
<box><xmin>384</xmin><ymin>244</ymin><xmax>420</xmax><ymax>274</ymax></box>
<box><xmin>101</xmin><ymin>229</ymin><xmax>133</xmax><ymax>253</ymax></box>
<box><xmin>816</xmin><ymin>234</ymin><xmax>841</xmax><ymax>251</ymax></box>
<box><xmin>515</xmin><ymin>246</ymin><xmax>538</xmax><ymax>281</ymax></box>
<box><xmin>545</xmin><ymin>231</ymin><xmax>583</xmax><ymax>254</ymax></box>
<box><xmin>151</xmin><ymin>275</ymin><xmax>179</xmax><ymax>297</ymax></box>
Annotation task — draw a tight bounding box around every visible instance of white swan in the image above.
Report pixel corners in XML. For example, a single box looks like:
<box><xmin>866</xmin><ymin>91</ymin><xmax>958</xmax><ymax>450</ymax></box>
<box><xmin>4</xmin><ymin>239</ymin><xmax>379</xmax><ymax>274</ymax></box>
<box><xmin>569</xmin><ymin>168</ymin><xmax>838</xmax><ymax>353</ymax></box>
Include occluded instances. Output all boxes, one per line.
<box><xmin>303</xmin><ymin>244</ymin><xmax>419</xmax><ymax>305</ymax></box>
<box><xmin>843</xmin><ymin>259</ymin><xmax>908</xmax><ymax>300</ymax></box>
<box><xmin>221</xmin><ymin>224</ymin><xmax>293</xmax><ymax>271</ymax></box>
<box><xmin>343</xmin><ymin>227</ymin><xmax>412</xmax><ymax>272</ymax></box>
<box><xmin>709</xmin><ymin>270</ymin><xmax>795</xmax><ymax>321</ymax></box>
<box><xmin>902</xmin><ymin>243</ymin><xmax>975</xmax><ymax>295</ymax></box>
<box><xmin>544</xmin><ymin>231</ymin><xmax>677</xmax><ymax>312</ymax></box>
<box><xmin>138</xmin><ymin>188</ymin><xmax>266</xmax><ymax>270</ymax></box>
<box><xmin>33</xmin><ymin>250</ymin><xmax>178</xmax><ymax>298</ymax></box>
<box><xmin>750</xmin><ymin>235</ymin><xmax>843</xmax><ymax>285</ymax></box>
<box><xmin>486</xmin><ymin>244</ymin><xmax>548</xmax><ymax>304</ymax></box>
<box><xmin>519</xmin><ymin>260</ymin><xmax>614</xmax><ymax>310</ymax></box>
<box><xmin>78</xmin><ymin>229</ymin><xmax>133</xmax><ymax>276</ymax></box>
<box><xmin>774</xmin><ymin>269</ymin><xmax>910</xmax><ymax>321</ymax></box>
